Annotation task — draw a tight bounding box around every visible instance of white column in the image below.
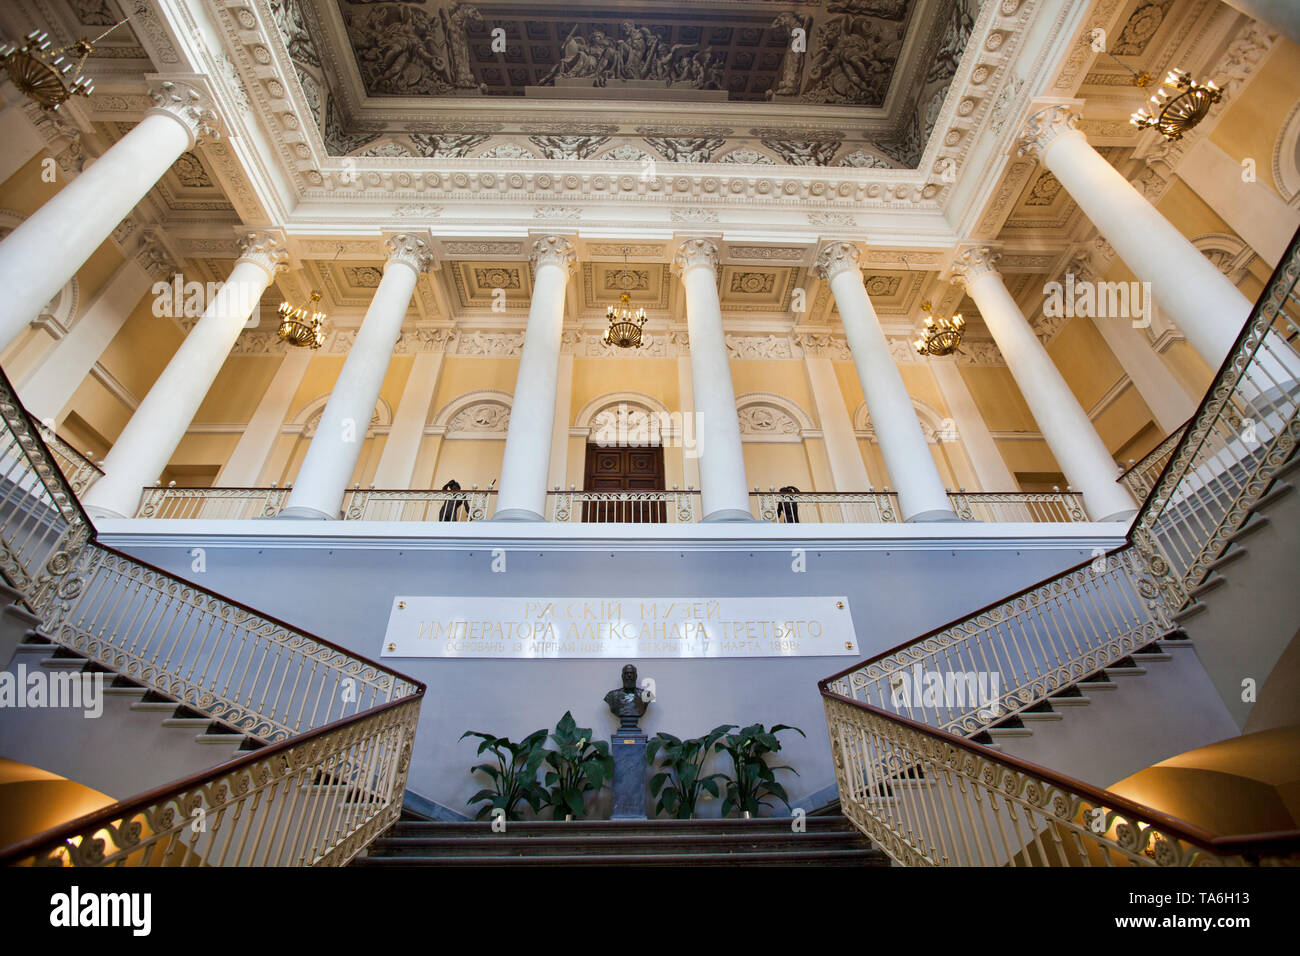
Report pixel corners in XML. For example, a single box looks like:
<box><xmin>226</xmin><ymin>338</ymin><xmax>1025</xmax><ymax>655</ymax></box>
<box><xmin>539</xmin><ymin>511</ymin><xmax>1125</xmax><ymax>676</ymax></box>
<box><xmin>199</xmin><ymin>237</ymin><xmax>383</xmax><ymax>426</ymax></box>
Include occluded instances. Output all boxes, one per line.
<box><xmin>817</xmin><ymin>242</ymin><xmax>956</xmax><ymax>521</ymax></box>
<box><xmin>804</xmin><ymin>353</ymin><xmax>870</xmax><ymax>491</ymax></box>
<box><xmin>372</xmin><ymin>350</ymin><xmax>443</xmax><ymax>488</ymax></box>
<box><xmin>282</xmin><ymin>234</ymin><xmax>432</xmax><ymax>518</ymax></box>
<box><xmin>18</xmin><ymin>249</ymin><xmax>162</xmax><ymax>422</ymax></box>
<box><xmin>494</xmin><ymin>236</ymin><xmax>575</xmax><ymax>520</ymax></box>
<box><xmin>1017</xmin><ymin>104</ymin><xmax>1248</xmax><ymax>368</ymax></box>
<box><xmin>1076</xmin><ymin>263</ymin><xmax>1199</xmax><ymax>433</ymax></box>
<box><xmin>930</xmin><ymin>359</ymin><xmax>1017</xmax><ymax>491</ymax></box>
<box><xmin>676</xmin><ymin>354</ymin><xmax>700</xmax><ymax>491</ymax></box>
<box><xmin>673</xmin><ymin>239</ymin><xmax>752</xmax><ymax>521</ymax></box>
<box><xmin>1220</xmin><ymin>0</ymin><xmax>1300</xmax><ymax>45</ymax></box>
<box><xmin>82</xmin><ymin>231</ymin><xmax>287</xmax><ymax>518</ymax></box>
<box><xmin>547</xmin><ymin>350</ymin><xmax>575</xmax><ymax>493</ymax></box>
<box><xmin>217</xmin><ymin>348</ymin><xmax>312</xmax><ymax>487</ymax></box>
<box><xmin>0</xmin><ymin>79</ymin><xmax>217</xmax><ymax>351</ymax></box>
<box><xmin>953</xmin><ymin>246</ymin><xmax>1138</xmax><ymax>522</ymax></box>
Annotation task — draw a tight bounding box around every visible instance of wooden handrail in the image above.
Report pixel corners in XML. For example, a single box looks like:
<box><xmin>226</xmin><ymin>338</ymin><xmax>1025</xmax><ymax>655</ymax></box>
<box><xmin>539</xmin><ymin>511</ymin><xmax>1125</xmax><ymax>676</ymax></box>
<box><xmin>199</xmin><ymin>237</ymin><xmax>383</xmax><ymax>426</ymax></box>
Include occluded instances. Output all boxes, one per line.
<box><xmin>820</xmin><ymin>688</ymin><xmax>1300</xmax><ymax>859</ymax></box>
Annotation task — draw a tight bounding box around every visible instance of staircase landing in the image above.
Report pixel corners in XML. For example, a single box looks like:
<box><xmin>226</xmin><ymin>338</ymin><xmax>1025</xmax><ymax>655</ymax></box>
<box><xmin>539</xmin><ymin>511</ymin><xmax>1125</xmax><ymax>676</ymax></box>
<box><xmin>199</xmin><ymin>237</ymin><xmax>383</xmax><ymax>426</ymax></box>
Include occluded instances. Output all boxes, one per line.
<box><xmin>354</xmin><ymin>815</ymin><xmax>888</xmax><ymax>866</ymax></box>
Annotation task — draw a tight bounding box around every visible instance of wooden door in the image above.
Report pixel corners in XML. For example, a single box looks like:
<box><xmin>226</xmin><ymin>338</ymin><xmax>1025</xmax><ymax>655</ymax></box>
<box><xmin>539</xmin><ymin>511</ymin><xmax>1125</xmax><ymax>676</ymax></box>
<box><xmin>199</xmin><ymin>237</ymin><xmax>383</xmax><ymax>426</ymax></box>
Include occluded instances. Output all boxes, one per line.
<box><xmin>583</xmin><ymin>445</ymin><xmax>666</xmax><ymax>522</ymax></box>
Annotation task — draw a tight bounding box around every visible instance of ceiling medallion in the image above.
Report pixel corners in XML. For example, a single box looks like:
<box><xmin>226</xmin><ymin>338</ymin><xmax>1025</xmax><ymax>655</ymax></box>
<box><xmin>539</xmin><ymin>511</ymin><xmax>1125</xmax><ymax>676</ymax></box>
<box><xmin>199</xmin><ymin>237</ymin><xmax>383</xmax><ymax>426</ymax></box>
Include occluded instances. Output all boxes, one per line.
<box><xmin>602</xmin><ymin>247</ymin><xmax>648</xmax><ymax>350</ymax></box>
<box><xmin>0</xmin><ymin>18</ymin><xmax>127</xmax><ymax>110</ymax></box>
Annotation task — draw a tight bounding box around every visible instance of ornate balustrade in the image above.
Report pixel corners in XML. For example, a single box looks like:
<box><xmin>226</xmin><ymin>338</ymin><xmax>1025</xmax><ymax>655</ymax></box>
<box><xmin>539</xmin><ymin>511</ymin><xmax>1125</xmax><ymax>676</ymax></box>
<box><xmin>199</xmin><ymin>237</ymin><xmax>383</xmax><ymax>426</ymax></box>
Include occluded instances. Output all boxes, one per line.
<box><xmin>0</xmin><ymin>370</ymin><xmax>424</xmax><ymax>866</ymax></box>
<box><xmin>1118</xmin><ymin>423</ymin><xmax>1188</xmax><ymax>500</ymax></box>
<box><xmin>820</xmin><ymin>224</ymin><xmax>1300</xmax><ymax>865</ymax></box>
<box><xmin>821</xmin><ymin>693</ymin><xmax>1300</xmax><ymax>867</ymax></box>
<box><xmin>37</xmin><ymin>427</ymin><xmax>103</xmax><ymax>496</ymax></box>
<box><xmin>0</xmin><ymin>696</ymin><xmax>420</xmax><ymax>867</ymax></box>
<box><xmin>131</xmin><ymin>486</ymin><xmax>1092</xmax><ymax>525</ymax></box>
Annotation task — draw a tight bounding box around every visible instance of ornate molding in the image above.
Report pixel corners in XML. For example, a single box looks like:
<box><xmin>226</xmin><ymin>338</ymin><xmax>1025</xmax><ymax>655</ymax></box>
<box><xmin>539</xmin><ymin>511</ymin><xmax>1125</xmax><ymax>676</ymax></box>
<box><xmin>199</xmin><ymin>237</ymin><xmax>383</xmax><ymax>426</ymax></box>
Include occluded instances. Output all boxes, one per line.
<box><xmin>950</xmin><ymin>245</ymin><xmax>1003</xmax><ymax>286</ymax></box>
<box><xmin>146</xmin><ymin>78</ymin><xmax>221</xmax><ymax>148</ymax></box>
<box><xmin>235</xmin><ymin>230</ymin><xmax>289</xmax><ymax>277</ymax></box>
<box><xmin>530</xmin><ymin>235</ymin><xmax>577</xmax><ymax>275</ymax></box>
<box><xmin>1016</xmin><ymin>103</ymin><xmax>1081</xmax><ymax>159</ymax></box>
<box><xmin>814</xmin><ymin>241</ymin><xmax>862</xmax><ymax>282</ymax></box>
<box><xmin>672</xmin><ymin>238</ymin><xmax>720</xmax><ymax>277</ymax></box>
<box><xmin>384</xmin><ymin>233</ymin><xmax>434</xmax><ymax>274</ymax></box>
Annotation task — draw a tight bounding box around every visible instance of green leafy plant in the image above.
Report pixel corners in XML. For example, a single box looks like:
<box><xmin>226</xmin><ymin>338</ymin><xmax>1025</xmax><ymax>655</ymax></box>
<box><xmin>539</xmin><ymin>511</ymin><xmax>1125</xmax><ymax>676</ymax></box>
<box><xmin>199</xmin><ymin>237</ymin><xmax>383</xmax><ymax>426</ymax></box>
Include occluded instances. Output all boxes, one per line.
<box><xmin>460</xmin><ymin>728</ymin><xmax>549</xmax><ymax>821</ymax></box>
<box><xmin>542</xmin><ymin>711</ymin><xmax>614</xmax><ymax>820</ymax></box>
<box><xmin>646</xmin><ymin>725</ymin><xmax>735</xmax><ymax>819</ymax></box>
<box><xmin>715</xmin><ymin>723</ymin><xmax>805</xmax><ymax>817</ymax></box>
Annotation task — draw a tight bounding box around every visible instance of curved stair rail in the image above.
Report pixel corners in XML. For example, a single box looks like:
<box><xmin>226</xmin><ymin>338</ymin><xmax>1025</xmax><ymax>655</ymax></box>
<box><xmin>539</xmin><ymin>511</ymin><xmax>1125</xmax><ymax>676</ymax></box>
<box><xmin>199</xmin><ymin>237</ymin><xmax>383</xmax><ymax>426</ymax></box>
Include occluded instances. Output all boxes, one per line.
<box><xmin>0</xmin><ymin>370</ymin><xmax>424</xmax><ymax>866</ymax></box>
<box><xmin>821</xmin><ymin>225</ymin><xmax>1300</xmax><ymax>864</ymax></box>
<box><xmin>820</xmin><ymin>694</ymin><xmax>1300</xmax><ymax>867</ymax></box>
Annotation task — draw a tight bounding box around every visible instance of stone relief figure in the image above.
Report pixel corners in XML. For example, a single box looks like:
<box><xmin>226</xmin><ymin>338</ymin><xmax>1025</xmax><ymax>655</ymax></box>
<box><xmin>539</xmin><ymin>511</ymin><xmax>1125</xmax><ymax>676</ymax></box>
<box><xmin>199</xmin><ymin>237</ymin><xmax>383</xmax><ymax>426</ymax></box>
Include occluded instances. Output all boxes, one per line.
<box><xmin>770</xmin><ymin>12</ymin><xmax>812</xmax><ymax>97</ymax></box>
<box><xmin>346</xmin><ymin>2</ymin><xmax>480</xmax><ymax>96</ymax></box>
<box><xmin>539</xmin><ymin>20</ymin><xmax>723</xmax><ymax>92</ymax></box>
<box><xmin>804</xmin><ymin>13</ymin><xmax>905</xmax><ymax>105</ymax></box>
<box><xmin>267</xmin><ymin>0</ymin><xmax>320</xmax><ymax>68</ymax></box>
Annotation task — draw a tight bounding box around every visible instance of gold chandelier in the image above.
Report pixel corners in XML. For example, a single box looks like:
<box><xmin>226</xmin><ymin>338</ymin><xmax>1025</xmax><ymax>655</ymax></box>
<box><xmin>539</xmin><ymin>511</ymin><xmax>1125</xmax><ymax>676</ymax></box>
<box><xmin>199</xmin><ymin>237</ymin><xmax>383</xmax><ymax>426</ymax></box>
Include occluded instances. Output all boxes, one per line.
<box><xmin>1129</xmin><ymin>69</ymin><xmax>1222</xmax><ymax>141</ymax></box>
<box><xmin>276</xmin><ymin>246</ymin><xmax>336</xmax><ymax>349</ymax></box>
<box><xmin>913</xmin><ymin>301</ymin><xmax>965</xmax><ymax>357</ymax></box>
<box><xmin>602</xmin><ymin>247</ymin><xmax>647</xmax><ymax>349</ymax></box>
<box><xmin>0</xmin><ymin>19</ymin><xmax>127</xmax><ymax>111</ymax></box>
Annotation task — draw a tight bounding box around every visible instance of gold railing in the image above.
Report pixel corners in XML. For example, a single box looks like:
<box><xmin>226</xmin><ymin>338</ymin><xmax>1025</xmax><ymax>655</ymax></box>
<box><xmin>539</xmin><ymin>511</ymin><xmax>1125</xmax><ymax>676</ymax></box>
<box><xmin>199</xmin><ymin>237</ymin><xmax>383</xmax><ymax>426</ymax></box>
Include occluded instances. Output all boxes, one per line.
<box><xmin>0</xmin><ymin>370</ymin><xmax>424</xmax><ymax>865</ymax></box>
<box><xmin>821</xmin><ymin>224</ymin><xmax>1300</xmax><ymax>865</ymax></box>
<box><xmin>1118</xmin><ymin>422</ymin><xmax>1188</xmax><ymax>500</ymax></box>
<box><xmin>36</xmin><ymin>425</ymin><xmax>103</xmax><ymax>496</ymax></box>
<box><xmin>547</xmin><ymin>488</ymin><xmax>699</xmax><ymax>523</ymax></box>
<box><xmin>0</xmin><ymin>696</ymin><xmax>420</xmax><ymax>867</ymax></box>
<box><xmin>752</xmin><ymin>490</ymin><xmax>900</xmax><ymax>523</ymax></box>
<box><xmin>821</xmin><ymin>694</ymin><xmax>1300</xmax><ymax>867</ymax></box>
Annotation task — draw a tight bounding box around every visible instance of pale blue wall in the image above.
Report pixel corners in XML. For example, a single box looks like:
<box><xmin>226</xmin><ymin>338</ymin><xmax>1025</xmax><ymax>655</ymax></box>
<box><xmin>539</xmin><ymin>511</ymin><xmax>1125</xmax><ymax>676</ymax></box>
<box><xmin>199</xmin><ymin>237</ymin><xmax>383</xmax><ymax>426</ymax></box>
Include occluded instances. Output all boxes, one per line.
<box><xmin>107</xmin><ymin>535</ymin><xmax>1116</xmax><ymax>818</ymax></box>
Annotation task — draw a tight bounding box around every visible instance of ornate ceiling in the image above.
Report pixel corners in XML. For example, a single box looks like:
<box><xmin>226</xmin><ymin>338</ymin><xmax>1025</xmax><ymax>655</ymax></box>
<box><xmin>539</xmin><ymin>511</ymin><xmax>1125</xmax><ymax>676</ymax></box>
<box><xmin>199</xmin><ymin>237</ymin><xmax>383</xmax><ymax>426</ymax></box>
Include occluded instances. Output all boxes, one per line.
<box><xmin>280</xmin><ymin>0</ymin><xmax>977</xmax><ymax>168</ymax></box>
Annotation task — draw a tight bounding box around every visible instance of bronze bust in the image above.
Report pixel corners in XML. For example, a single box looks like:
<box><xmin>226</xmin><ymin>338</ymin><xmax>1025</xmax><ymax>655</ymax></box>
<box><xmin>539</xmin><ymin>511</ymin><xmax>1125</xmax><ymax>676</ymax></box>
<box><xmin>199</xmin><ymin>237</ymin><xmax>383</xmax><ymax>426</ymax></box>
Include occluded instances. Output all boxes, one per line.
<box><xmin>604</xmin><ymin>663</ymin><xmax>649</xmax><ymax>732</ymax></box>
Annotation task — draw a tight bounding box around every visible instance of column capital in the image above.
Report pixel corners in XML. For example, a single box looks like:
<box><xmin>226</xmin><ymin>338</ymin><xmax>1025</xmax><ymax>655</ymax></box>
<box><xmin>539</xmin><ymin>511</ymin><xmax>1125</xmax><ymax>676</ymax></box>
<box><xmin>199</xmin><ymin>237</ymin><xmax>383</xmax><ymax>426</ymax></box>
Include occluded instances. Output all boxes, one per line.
<box><xmin>145</xmin><ymin>77</ymin><xmax>220</xmax><ymax>149</ymax></box>
<box><xmin>950</xmin><ymin>245</ymin><xmax>1002</xmax><ymax>287</ymax></box>
<box><xmin>814</xmin><ymin>241</ymin><xmax>863</xmax><ymax>282</ymax></box>
<box><xmin>235</xmin><ymin>229</ymin><xmax>289</xmax><ymax>278</ymax></box>
<box><xmin>133</xmin><ymin>234</ymin><xmax>175</xmax><ymax>282</ymax></box>
<box><xmin>530</xmin><ymin>235</ymin><xmax>577</xmax><ymax>275</ymax></box>
<box><xmin>385</xmin><ymin>233</ymin><xmax>435</xmax><ymax>274</ymax></box>
<box><xmin>1016</xmin><ymin>102</ymin><xmax>1083</xmax><ymax>159</ymax></box>
<box><xmin>672</xmin><ymin>237</ymin><xmax>719</xmax><ymax>277</ymax></box>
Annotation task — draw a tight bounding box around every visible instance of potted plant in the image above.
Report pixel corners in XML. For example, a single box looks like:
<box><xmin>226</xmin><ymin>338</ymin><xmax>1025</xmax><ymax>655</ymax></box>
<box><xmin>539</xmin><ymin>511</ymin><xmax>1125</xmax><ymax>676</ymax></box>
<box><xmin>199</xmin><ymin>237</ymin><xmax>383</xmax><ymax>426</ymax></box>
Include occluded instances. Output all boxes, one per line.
<box><xmin>460</xmin><ymin>728</ymin><xmax>549</xmax><ymax>821</ymax></box>
<box><xmin>715</xmin><ymin>723</ymin><xmax>805</xmax><ymax>818</ymax></box>
<box><xmin>542</xmin><ymin>710</ymin><xmax>614</xmax><ymax>820</ymax></box>
<box><xmin>646</xmin><ymin>725</ymin><xmax>734</xmax><ymax>819</ymax></box>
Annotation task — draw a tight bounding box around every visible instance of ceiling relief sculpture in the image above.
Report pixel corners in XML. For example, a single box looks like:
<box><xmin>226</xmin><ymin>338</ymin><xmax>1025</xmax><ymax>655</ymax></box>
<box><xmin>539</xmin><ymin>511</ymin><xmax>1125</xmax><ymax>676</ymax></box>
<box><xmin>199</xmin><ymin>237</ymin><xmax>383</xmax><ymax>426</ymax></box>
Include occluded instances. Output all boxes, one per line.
<box><xmin>270</xmin><ymin>0</ymin><xmax>980</xmax><ymax>169</ymax></box>
<box><xmin>337</xmin><ymin>1</ymin><xmax>917</xmax><ymax>106</ymax></box>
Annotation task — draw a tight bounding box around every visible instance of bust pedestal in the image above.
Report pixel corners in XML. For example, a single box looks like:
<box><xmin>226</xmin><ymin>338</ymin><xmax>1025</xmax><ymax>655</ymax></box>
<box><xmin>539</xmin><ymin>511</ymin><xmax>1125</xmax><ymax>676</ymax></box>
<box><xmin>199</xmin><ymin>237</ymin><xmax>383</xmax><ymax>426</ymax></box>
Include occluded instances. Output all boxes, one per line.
<box><xmin>610</xmin><ymin>730</ymin><xmax>648</xmax><ymax>820</ymax></box>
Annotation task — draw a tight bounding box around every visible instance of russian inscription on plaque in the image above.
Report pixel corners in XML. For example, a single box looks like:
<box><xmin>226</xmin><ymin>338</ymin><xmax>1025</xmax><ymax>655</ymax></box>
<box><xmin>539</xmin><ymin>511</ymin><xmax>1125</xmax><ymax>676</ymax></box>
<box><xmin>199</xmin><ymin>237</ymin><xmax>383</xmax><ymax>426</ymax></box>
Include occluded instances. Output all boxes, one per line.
<box><xmin>381</xmin><ymin>596</ymin><xmax>858</xmax><ymax>659</ymax></box>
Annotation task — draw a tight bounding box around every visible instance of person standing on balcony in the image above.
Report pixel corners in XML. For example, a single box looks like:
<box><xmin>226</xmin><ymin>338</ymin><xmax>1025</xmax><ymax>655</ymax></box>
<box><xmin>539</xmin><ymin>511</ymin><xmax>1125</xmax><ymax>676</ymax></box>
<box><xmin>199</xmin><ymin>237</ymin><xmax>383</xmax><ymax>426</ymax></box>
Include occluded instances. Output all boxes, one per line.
<box><xmin>437</xmin><ymin>479</ymin><xmax>468</xmax><ymax>522</ymax></box>
<box><xmin>777</xmin><ymin>485</ymin><xmax>801</xmax><ymax>523</ymax></box>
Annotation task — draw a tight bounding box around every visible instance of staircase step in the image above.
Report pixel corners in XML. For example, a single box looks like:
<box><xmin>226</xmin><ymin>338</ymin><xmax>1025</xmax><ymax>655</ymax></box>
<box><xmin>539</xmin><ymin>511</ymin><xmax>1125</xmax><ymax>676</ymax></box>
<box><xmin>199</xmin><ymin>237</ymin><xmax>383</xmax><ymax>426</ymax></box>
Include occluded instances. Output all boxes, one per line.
<box><xmin>1248</xmin><ymin>481</ymin><xmax>1293</xmax><ymax>514</ymax></box>
<box><xmin>1205</xmin><ymin>547</ymin><xmax>1248</xmax><ymax>573</ymax></box>
<box><xmin>1227</xmin><ymin>512</ymin><xmax>1269</xmax><ymax>543</ymax></box>
<box><xmin>387</xmin><ymin>817</ymin><xmax>859</xmax><ymax>838</ymax></box>
<box><xmin>355</xmin><ymin>847</ymin><xmax>886</xmax><ymax>866</ymax></box>
<box><xmin>2</xmin><ymin>604</ymin><xmax>41</xmax><ymax>627</ymax></box>
<box><xmin>1172</xmin><ymin>601</ymin><xmax>1206</xmax><ymax>624</ymax></box>
<box><xmin>1018</xmin><ymin>711</ymin><xmax>1064</xmax><ymax>722</ymax></box>
<box><xmin>368</xmin><ymin>831</ymin><xmax>864</xmax><ymax>858</ymax></box>
<box><xmin>1189</xmin><ymin>573</ymin><xmax>1226</xmax><ymax>599</ymax></box>
<box><xmin>161</xmin><ymin>717</ymin><xmax>212</xmax><ymax>729</ymax></box>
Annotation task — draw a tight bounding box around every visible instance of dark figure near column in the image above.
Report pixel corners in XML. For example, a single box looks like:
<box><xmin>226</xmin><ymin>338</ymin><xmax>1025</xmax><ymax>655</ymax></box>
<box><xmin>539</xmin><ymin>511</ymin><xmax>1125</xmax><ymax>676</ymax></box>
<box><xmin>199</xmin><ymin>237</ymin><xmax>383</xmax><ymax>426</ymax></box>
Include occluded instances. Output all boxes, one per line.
<box><xmin>604</xmin><ymin>663</ymin><xmax>649</xmax><ymax>732</ymax></box>
<box><xmin>437</xmin><ymin>478</ymin><xmax>467</xmax><ymax>522</ymax></box>
<box><xmin>777</xmin><ymin>485</ymin><xmax>801</xmax><ymax>523</ymax></box>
